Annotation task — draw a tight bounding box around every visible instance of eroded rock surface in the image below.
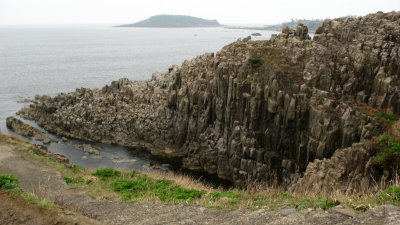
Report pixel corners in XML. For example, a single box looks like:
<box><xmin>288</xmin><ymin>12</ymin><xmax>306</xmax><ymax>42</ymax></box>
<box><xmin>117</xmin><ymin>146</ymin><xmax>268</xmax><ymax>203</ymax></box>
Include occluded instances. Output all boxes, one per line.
<box><xmin>6</xmin><ymin>116</ymin><xmax>52</xmax><ymax>144</ymax></box>
<box><xmin>18</xmin><ymin>11</ymin><xmax>400</xmax><ymax>189</ymax></box>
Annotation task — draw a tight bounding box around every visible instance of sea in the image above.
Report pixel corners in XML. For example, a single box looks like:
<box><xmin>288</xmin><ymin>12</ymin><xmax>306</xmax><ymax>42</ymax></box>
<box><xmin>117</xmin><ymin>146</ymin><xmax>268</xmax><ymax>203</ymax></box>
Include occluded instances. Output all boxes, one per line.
<box><xmin>0</xmin><ymin>25</ymin><xmax>277</xmax><ymax>169</ymax></box>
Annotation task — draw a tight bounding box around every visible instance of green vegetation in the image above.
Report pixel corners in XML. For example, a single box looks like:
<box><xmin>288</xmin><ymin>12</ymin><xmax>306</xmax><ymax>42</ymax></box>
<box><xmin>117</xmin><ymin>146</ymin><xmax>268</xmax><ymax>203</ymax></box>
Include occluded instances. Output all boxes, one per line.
<box><xmin>0</xmin><ymin>173</ymin><xmax>19</xmax><ymax>190</ymax></box>
<box><xmin>15</xmin><ymin>190</ymin><xmax>55</xmax><ymax>209</ymax></box>
<box><xmin>372</xmin><ymin>135</ymin><xmax>400</xmax><ymax>170</ymax></box>
<box><xmin>0</xmin><ymin>172</ymin><xmax>53</xmax><ymax>209</ymax></box>
<box><xmin>379</xmin><ymin>185</ymin><xmax>400</xmax><ymax>202</ymax></box>
<box><xmin>376</xmin><ymin>112</ymin><xmax>400</xmax><ymax>124</ymax></box>
<box><xmin>112</xmin><ymin>176</ymin><xmax>205</xmax><ymax>201</ymax></box>
<box><xmin>92</xmin><ymin>168</ymin><xmax>122</xmax><ymax>180</ymax></box>
<box><xmin>249</xmin><ymin>56</ymin><xmax>263</xmax><ymax>68</ymax></box>
<box><xmin>64</xmin><ymin>176</ymin><xmax>83</xmax><ymax>184</ymax></box>
<box><xmin>315</xmin><ymin>197</ymin><xmax>340</xmax><ymax>210</ymax></box>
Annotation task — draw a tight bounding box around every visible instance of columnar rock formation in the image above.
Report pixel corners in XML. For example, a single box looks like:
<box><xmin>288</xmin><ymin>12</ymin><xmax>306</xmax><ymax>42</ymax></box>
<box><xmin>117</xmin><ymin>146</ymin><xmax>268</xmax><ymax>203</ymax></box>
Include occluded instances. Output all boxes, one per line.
<box><xmin>18</xmin><ymin>12</ymin><xmax>400</xmax><ymax>191</ymax></box>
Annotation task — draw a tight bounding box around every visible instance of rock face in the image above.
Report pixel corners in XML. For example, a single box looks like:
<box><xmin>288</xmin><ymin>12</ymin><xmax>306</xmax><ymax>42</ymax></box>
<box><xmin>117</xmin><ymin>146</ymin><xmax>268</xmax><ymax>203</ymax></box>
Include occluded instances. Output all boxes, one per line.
<box><xmin>18</xmin><ymin>12</ymin><xmax>400</xmax><ymax>190</ymax></box>
<box><xmin>6</xmin><ymin>116</ymin><xmax>52</xmax><ymax>144</ymax></box>
<box><xmin>289</xmin><ymin>142</ymin><xmax>379</xmax><ymax>194</ymax></box>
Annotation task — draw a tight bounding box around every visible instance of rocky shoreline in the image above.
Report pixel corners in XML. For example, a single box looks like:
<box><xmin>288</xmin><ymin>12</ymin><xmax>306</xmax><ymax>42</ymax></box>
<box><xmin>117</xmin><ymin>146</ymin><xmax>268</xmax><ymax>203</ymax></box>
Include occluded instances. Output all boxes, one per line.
<box><xmin>17</xmin><ymin>11</ymin><xmax>400</xmax><ymax>192</ymax></box>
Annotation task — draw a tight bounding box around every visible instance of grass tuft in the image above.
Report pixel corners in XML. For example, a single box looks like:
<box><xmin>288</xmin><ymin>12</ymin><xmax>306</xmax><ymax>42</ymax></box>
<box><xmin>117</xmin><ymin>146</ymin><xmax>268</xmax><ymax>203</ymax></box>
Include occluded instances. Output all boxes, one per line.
<box><xmin>0</xmin><ymin>173</ymin><xmax>19</xmax><ymax>190</ymax></box>
<box><xmin>92</xmin><ymin>168</ymin><xmax>122</xmax><ymax>180</ymax></box>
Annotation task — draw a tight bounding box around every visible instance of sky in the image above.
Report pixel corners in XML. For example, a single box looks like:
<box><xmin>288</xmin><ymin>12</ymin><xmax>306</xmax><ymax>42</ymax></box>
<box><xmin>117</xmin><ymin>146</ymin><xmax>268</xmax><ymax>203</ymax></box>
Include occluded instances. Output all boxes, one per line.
<box><xmin>0</xmin><ymin>0</ymin><xmax>399</xmax><ymax>26</ymax></box>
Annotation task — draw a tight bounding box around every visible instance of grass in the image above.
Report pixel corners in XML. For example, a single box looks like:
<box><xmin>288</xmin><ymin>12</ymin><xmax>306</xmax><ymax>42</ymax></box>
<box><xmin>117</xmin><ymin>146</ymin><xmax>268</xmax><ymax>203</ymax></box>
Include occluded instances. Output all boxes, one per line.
<box><xmin>92</xmin><ymin>168</ymin><xmax>122</xmax><ymax>180</ymax></box>
<box><xmin>379</xmin><ymin>185</ymin><xmax>400</xmax><ymax>202</ymax></box>
<box><xmin>0</xmin><ymin>172</ymin><xmax>54</xmax><ymax>209</ymax></box>
<box><xmin>1</xmin><ymin>133</ymin><xmax>399</xmax><ymax>211</ymax></box>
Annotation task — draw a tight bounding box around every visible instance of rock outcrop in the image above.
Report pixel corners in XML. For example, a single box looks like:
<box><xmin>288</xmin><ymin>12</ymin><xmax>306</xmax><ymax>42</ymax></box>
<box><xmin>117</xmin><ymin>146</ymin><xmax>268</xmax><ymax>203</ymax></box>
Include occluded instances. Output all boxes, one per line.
<box><xmin>6</xmin><ymin>116</ymin><xmax>52</xmax><ymax>144</ymax></box>
<box><xmin>18</xmin><ymin>11</ymin><xmax>400</xmax><ymax>190</ymax></box>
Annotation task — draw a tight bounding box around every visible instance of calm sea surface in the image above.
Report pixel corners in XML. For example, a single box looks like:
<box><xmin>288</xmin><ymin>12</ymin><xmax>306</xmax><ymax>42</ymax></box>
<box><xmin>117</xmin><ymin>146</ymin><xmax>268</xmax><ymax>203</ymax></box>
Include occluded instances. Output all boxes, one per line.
<box><xmin>0</xmin><ymin>25</ymin><xmax>277</xmax><ymax>170</ymax></box>
<box><xmin>0</xmin><ymin>25</ymin><xmax>277</xmax><ymax>131</ymax></box>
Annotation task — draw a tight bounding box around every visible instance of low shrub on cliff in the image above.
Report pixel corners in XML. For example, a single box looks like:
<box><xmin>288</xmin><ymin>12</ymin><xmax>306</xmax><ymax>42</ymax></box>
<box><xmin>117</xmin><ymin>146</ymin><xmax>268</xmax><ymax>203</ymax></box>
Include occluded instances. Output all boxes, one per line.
<box><xmin>376</xmin><ymin>112</ymin><xmax>400</xmax><ymax>123</ymax></box>
<box><xmin>372</xmin><ymin>135</ymin><xmax>400</xmax><ymax>171</ymax></box>
<box><xmin>0</xmin><ymin>173</ymin><xmax>19</xmax><ymax>190</ymax></box>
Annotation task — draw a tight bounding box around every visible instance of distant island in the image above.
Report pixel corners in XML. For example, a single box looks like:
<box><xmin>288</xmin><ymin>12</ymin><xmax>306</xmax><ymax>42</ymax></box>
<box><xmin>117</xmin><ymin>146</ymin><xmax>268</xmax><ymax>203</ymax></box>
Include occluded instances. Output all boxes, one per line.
<box><xmin>116</xmin><ymin>15</ymin><xmax>220</xmax><ymax>28</ymax></box>
<box><xmin>225</xmin><ymin>19</ymin><xmax>323</xmax><ymax>32</ymax></box>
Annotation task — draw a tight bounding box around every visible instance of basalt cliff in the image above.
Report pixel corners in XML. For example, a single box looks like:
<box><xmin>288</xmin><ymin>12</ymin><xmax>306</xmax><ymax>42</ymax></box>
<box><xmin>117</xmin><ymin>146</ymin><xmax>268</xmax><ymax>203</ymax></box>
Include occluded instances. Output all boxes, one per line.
<box><xmin>18</xmin><ymin>11</ymin><xmax>400</xmax><ymax>192</ymax></box>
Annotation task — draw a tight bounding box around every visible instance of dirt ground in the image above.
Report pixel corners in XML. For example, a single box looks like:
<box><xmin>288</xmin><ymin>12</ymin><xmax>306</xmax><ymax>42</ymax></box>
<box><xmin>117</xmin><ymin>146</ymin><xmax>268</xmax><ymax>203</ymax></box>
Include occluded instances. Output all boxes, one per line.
<box><xmin>0</xmin><ymin>191</ymin><xmax>100</xmax><ymax>225</ymax></box>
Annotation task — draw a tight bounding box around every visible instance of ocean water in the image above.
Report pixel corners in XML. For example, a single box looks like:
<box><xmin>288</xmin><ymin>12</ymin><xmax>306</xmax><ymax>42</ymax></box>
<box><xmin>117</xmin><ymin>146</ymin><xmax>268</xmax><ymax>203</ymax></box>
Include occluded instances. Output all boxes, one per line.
<box><xmin>0</xmin><ymin>25</ymin><xmax>278</xmax><ymax>131</ymax></box>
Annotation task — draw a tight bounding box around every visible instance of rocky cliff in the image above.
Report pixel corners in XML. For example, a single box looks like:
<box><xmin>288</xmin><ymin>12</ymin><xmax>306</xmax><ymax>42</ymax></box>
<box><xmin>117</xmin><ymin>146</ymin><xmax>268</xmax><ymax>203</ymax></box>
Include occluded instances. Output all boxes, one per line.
<box><xmin>18</xmin><ymin>11</ymin><xmax>400</xmax><ymax>191</ymax></box>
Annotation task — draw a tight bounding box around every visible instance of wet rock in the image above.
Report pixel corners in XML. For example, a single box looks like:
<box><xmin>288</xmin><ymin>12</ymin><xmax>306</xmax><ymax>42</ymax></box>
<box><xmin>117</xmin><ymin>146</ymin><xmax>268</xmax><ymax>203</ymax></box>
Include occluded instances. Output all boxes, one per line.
<box><xmin>6</xmin><ymin>117</ymin><xmax>53</xmax><ymax>144</ymax></box>
<box><xmin>82</xmin><ymin>144</ymin><xmax>100</xmax><ymax>155</ymax></box>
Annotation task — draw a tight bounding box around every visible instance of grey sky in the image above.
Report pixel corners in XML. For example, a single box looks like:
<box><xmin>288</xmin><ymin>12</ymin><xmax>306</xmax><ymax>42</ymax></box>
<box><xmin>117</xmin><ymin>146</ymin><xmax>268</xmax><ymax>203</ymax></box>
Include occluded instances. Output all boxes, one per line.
<box><xmin>1</xmin><ymin>0</ymin><xmax>399</xmax><ymax>25</ymax></box>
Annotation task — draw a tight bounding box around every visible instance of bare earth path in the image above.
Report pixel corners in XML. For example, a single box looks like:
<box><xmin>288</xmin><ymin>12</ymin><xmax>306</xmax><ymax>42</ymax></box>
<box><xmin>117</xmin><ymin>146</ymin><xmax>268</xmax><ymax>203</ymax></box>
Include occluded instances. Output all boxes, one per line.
<box><xmin>0</xmin><ymin>139</ymin><xmax>399</xmax><ymax>225</ymax></box>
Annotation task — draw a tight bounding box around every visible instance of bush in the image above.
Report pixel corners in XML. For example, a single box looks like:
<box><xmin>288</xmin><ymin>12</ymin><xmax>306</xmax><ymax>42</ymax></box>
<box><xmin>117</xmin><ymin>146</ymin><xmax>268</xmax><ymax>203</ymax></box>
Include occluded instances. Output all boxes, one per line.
<box><xmin>379</xmin><ymin>185</ymin><xmax>400</xmax><ymax>202</ymax></box>
<box><xmin>0</xmin><ymin>173</ymin><xmax>19</xmax><ymax>190</ymax></box>
<box><xmin>372</xmin><ymin>136</ymin><xmax>400</xmax><ymax>170</ymax></box>
<box><xmin>249</xmin><ymin>56</ymin><xmax>263</xmax><ymax>68</ymax></box>
<box><xmin>92</xmin><ymin>168</ymin><xmax>121</xmax><ymax>180</ymax></box>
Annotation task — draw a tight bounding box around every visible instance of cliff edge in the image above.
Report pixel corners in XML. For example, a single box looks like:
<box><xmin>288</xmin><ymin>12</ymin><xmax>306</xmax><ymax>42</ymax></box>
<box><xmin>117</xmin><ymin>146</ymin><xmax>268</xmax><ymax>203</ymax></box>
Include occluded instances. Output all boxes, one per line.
<box><xmin>18</xmin><ymin>11</ymin><xmax>400</xmax><ymax>192</ymax></box>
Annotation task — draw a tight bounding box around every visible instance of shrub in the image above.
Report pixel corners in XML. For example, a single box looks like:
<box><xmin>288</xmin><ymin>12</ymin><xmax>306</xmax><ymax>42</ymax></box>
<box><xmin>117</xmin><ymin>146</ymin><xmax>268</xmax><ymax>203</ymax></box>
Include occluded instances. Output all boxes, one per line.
<box><xmin>379</xmin><ymin>185</ymin><xmax>400</xmax><ymax>202</ymax></box>
<box><xmin>0</xmin><ymin>173</ymin><xmax>19</xmax><ymax>190</ymax></box>
<box><xmin>372</xmin><ymin>136</ymin><xmax>400</xmax><ymax>170</ymax></box>
<box><xmin>92</xmin><ymin>168</ymin><xmax>121</xmax><ymax>180</ymax></box>
<box><xmin>249</xmin><ymin>56</ymin><xmax>263</xmax><ymax>68</ymax></box>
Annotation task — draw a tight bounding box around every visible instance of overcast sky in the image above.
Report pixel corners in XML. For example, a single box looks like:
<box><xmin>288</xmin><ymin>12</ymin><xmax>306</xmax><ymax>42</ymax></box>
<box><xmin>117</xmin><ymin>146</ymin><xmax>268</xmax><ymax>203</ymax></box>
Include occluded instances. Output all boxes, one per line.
<box><xmin>0</xmin><ymin>0</ymin><xmax>399</xmax><ymax>26</ymax></box>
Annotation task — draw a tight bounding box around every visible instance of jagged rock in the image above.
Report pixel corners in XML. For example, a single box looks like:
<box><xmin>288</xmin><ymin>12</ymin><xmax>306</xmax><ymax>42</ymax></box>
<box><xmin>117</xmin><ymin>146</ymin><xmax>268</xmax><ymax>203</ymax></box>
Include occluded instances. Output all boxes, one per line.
<box><xmin>6</xmin><ymin>116</ymin><xmax>53</xmax><ymax>144</ymax></box>
<box><xmin>82</xmin><ymin>144</ymin><xmax>100</xmax><ymax>155</ymax></box>
<box><xmin>289</xmin><ymin>142</ymin><xmax>381</xmax><ymax>194</ymax></box>
<box><xmin>17</xmin><ymin>11</ymin><xmax>400</xmax><ymax>189</ymax></box>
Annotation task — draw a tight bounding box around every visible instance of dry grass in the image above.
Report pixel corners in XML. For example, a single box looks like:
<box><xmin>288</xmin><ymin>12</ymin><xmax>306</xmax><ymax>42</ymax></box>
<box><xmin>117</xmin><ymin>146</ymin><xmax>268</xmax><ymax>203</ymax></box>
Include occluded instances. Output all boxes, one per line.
<box><xmin>144</xmin><ymin>170</ymin><xmax>214</xmax><ymax>192</ymax></box>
